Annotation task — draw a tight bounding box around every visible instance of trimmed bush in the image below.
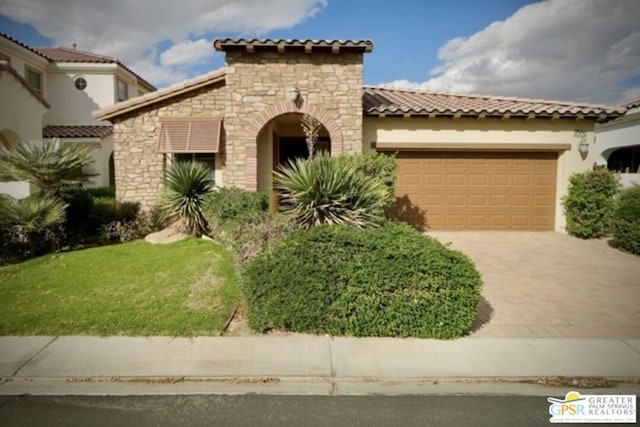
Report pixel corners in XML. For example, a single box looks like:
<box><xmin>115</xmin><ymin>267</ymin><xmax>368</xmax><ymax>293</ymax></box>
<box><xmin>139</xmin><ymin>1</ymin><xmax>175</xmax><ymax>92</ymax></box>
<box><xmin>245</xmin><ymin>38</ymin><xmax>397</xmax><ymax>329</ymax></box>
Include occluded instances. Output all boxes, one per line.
<box><xmin>244</xmin><ymin>222</ymin><xmax>482</xmax><ymax>339</ymax></box>
<box><xmin>274</xmin><ymin>153</ymin><xmax>391</xmax><ymax>229</ymax></box>
<box><xmin>222</xmin><ymin>211</ymin><xmax>297</xmax><ymax>261</ymax></box>
<box><xmin>203</xmin><ymin>186</ymin><xmax>268</xmax><ymax>227</ymax></box>
<box><xmin>59</xmin><ymin>186</ymin><xmax>95</xmax><ymax>242</ymax></box>
<box><xmin>562</xmin><ymin>168</ymin><xmax>621</xmax><ymax>238</ymax></box>
<box><xmin>336</xmin><ymin>152</ymin><xmax>397</xmax><ymax>206</ymax></box>
<box><xmin>611</xmin><ymin>185</ymin><xmax>640</xmax><ymax>255</ymax></box>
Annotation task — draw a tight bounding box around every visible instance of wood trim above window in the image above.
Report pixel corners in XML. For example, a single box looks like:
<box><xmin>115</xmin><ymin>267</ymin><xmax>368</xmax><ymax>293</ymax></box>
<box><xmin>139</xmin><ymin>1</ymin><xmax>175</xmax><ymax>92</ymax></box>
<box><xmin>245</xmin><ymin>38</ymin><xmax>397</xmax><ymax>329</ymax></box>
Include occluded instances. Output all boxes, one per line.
<box><xmin>157</xmin><ymin>117</ymin><xmax>222</xmax><ymax>153</ymax></box>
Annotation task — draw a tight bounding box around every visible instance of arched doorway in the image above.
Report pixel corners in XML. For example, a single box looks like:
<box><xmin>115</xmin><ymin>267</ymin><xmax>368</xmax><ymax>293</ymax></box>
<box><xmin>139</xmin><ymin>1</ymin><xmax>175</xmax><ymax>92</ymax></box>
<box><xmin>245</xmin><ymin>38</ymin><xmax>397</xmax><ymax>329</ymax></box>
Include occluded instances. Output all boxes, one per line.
<box><xmin>256</xmin><ymin>112</ymin><xmax>331</xmax><ymax>211</ymax></box>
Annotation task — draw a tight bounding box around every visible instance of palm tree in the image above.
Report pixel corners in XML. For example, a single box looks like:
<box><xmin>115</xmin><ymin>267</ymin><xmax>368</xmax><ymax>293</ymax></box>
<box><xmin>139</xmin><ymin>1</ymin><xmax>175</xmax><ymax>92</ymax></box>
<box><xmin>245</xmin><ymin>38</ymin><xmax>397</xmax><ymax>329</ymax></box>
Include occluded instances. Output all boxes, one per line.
<box><xmin>0</xmin><ymin>139</ymin><xmax>97</xmax><ymax>197</ymax></box>
<box><xmin>158</xmin><ymin>161</ymin><xmax>214</xmax><ymax>236</ymax></box>
<box><xmin>0</xmin><ymin>194</ymin><xmax>67</xmax><ymax>258</ymax></box>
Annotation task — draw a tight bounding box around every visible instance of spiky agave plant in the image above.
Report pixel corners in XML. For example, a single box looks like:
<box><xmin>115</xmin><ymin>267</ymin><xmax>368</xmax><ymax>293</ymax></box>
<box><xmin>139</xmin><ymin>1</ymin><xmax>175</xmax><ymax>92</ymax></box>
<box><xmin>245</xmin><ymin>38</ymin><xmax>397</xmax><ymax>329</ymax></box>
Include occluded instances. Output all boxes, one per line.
<box><xmin>0</xmin><ymin>139</ymin><xmax>97</xmax><ymax>197</ymax></box>
<box><xmin>274</xmin><ymin>153</ymin><xmax>389</xmax><ymax>229</ymax></box>
<box><xmin>159</xmin><ymin>161</ymin><xmax>213</xmax><ymax>236</ymax></box>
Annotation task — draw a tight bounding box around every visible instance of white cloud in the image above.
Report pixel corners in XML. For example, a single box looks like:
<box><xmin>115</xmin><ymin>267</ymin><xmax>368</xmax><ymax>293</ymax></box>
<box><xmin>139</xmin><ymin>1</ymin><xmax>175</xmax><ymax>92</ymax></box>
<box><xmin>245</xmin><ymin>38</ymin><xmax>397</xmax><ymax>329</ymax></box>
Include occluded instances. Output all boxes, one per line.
<box><xmin>159</xmin><ymin>39</ymin><xmax>214</xmax><ymax>67</ymax></box>
<box><xmin>384</xmin><ymin>0</ymin><xmax>640</xmax><ymax>105</ymax></box>
<box><xmin>0</xmin><ymin>0</ymin><xmax>327</xmax><ymax>87</ymax></box>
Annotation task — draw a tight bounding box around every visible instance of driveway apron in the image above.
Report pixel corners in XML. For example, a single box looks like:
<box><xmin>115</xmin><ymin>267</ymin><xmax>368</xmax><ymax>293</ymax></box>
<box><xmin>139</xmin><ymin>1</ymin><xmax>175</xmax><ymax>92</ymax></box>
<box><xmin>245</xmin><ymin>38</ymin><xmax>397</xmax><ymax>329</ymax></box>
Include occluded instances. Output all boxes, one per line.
<box><xmin>428</xmin><ymin>231</ymin><xmax>640</xmax><ymax>338</ymax></box>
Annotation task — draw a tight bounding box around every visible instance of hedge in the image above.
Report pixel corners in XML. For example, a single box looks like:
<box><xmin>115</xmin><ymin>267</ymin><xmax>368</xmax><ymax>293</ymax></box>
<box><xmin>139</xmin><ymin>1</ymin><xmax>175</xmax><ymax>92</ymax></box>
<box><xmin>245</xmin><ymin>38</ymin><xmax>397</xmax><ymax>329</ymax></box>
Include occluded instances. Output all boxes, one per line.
<box><xmin>611</xmin><ymin>185</ymin><xmax>640</xmax><ymax>255</ymax></box>
<box><xmin>244</xmin><ymin>222</ymin><xmax>482</xmax><ymax>339</ymax></box>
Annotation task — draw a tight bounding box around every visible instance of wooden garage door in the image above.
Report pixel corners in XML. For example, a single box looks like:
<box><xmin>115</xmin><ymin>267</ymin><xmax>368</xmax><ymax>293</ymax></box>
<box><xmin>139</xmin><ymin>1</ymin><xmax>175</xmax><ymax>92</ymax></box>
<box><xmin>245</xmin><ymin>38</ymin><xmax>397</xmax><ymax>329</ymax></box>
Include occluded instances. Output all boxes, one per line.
<box><xmin>390</xmin><ymin>151</ymin><xmax>557</xmax><ymax>230</ymax></box>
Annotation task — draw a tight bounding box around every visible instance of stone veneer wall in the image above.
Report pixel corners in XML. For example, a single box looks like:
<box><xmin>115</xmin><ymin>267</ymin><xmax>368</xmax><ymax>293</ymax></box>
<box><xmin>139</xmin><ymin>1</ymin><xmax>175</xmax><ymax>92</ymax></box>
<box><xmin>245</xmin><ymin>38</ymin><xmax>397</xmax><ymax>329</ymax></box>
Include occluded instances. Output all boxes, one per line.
<box><xmin>223</xmin><ymin>51</ymin><xmax>365</xmax><ymax>190</ymax></box>
<box><xmin>112</xmin><ymin>81</ymin><xmax>227</xmax><ymax>209</ymax></box>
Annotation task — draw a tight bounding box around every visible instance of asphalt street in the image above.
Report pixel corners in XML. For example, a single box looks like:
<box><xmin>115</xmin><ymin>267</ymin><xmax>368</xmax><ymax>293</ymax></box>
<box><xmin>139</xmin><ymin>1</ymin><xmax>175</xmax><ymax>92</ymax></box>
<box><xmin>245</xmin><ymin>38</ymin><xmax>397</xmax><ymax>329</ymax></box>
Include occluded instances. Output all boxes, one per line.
<box><xmin>0</xmin><ymin>394</ymin><xmax>590</xmax><ymax>427</ymax></box>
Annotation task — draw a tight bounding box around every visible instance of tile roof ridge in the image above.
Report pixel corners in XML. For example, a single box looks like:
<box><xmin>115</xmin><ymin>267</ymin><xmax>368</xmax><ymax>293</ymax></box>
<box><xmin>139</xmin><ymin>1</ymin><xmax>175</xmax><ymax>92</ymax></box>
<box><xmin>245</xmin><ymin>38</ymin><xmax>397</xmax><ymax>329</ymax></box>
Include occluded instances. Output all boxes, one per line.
<box><xmin>366</xmin><ymin>84</ymin><xmax>619</xmax><ymax>109</ymax></box>
<box><xmin>37</xmin><ymin>46</ymin><xmax>118</xmax><ymax>62</ymax></box>
<box><xmin>1</xmin><ymin>32</ymin><xmax>52</xmax><ymax>60</ymax></box>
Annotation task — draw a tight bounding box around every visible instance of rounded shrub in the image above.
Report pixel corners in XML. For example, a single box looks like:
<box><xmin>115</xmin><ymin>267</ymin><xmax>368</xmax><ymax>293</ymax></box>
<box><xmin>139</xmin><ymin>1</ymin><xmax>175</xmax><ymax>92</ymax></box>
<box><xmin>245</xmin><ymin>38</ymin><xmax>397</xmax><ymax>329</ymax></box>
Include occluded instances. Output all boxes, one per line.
<box><xmin>611</xmin><ymin>185</ymin><xmax>640</xmax><ymax>255</ymax></box>
<box><xmin>562</xmin><ymin>168</ymin><xmax>621</xmax><ymax>238</ymax></box>
<box><xmin>243</xmin><ymin>222</ymin><xmax>482</xmax><ymax>339</ymax></box>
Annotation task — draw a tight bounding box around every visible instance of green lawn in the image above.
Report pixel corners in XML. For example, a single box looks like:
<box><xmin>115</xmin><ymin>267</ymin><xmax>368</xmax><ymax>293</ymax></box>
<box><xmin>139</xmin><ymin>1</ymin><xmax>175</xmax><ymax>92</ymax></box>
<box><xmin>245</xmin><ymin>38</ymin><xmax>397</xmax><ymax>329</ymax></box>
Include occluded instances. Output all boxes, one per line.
<box><xmin>0</xmin><ymin>238</ymin><xmax>242</xmax><ymax>336</ymax></box>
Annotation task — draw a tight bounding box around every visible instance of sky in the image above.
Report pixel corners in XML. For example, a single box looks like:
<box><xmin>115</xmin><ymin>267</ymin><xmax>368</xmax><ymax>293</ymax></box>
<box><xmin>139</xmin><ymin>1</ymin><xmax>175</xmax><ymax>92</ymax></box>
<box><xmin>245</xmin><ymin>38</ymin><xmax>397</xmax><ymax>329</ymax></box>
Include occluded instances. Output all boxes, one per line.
<box><xmin>0</xmin><ymin>0</ymin><xmax>638</xmax><ymax>105</ymax></box>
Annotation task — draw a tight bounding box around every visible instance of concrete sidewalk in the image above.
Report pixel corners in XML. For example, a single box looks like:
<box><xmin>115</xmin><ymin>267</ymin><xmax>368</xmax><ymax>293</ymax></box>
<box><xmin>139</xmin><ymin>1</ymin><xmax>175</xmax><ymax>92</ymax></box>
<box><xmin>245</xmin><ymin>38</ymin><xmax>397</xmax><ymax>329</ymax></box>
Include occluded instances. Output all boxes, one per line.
<box><xmin>1</xmin><ymin>336</ymin><xmax>639</xmax><ymax>396</ymax></box>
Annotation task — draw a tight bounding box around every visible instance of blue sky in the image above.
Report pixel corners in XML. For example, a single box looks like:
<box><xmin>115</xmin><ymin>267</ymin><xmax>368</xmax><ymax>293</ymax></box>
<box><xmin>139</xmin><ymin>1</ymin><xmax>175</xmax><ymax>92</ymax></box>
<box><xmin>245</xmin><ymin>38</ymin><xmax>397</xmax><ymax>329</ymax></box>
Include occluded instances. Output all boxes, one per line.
<box><xmin>1</xmin><ymin>0</ymin><xmax>638</xmax><ymax>104</ymax></box>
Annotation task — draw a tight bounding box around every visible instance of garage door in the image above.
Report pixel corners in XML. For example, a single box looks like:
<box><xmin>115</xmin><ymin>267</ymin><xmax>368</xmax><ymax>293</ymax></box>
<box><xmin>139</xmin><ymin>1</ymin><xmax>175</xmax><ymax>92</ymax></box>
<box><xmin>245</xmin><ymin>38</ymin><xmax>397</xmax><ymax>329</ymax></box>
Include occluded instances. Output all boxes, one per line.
<box><xmin>389</xmin><ymin>151</ymin><xmax>557</xmax><ymax>230</ymax></box>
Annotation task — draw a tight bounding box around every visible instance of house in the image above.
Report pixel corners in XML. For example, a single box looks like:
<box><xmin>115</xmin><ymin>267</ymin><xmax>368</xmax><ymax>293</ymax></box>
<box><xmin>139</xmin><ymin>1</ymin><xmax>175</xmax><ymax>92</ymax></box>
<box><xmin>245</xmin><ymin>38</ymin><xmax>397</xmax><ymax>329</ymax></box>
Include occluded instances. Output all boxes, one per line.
<box><xmin>0</xmin><ymin>33</ymin><xmax>155</xmax><ymax>198</ymax></box>
<box><xmin>595</xmin><ymin>98</ymin><xmax>640</xmax><ymax>188</ymax></box>
<box><xmin>94</xmin><ymin>39</ymin><xmax>624</xmax><ymax>231</ymax></box>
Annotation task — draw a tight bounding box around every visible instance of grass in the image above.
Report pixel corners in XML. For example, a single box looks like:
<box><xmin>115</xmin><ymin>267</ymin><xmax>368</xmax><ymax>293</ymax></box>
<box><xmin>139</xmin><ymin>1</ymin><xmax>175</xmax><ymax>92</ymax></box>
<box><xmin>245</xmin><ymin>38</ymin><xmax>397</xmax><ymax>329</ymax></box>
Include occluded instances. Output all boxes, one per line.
<box><xmin>0</xmin><ymin>238</ymin><xmax>242</xmax><ymax>336</ymax></box>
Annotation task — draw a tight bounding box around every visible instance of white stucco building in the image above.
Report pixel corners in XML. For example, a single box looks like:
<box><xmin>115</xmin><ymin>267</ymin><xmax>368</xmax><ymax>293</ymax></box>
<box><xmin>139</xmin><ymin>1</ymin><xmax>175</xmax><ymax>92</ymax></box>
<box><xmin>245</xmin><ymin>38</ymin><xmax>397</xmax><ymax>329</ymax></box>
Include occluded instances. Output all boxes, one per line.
<box><xmin>595</xmin><ymin>98</ymin><xmax>640</xmax><ymax>188</ymax></box>
<box><xmin>0</xmin><ymin>33</ymin><xmax>155</xmax><ymax>198</ymax></box>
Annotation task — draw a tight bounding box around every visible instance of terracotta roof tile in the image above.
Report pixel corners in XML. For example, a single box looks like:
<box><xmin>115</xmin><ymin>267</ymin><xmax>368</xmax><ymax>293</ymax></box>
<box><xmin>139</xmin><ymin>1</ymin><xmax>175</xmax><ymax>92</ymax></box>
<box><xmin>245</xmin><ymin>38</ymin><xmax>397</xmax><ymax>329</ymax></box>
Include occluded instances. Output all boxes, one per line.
<box><xmin>42</xmin><ymin>125</ymin><xmax>113</xmax><ymax>139</ymax></box>
<box><xmin>364</xmin><ymin>86</ymin><xmax>625</xmax><ymax>121</ymax></box>
<box><xmin>0</xmin><ymin>60</ymin><xmax>50</xmax><ymax>108</ymax></box>
<box><xmin>94</xmin><ymin>67</ymin><xmax>227</xmax><ymax>120</ymax></box>
<box><xmin>0</xmin><ymin>32</ymin><xmax>50</xmax><ymax>60</ymax></box>
<box><xmin>34</xmin><ymin>46</ymin><xmax>155</xmax><ymax>91</ymax></box>
<box><xmin>214</xmin><ymin>38</ymin><xmax>373</xmax><ymax>53</ymax></box>
<box><xmin>622</xmin><ymin>98</ymin><xmax>640</xmax><ymax>110</ymax></box>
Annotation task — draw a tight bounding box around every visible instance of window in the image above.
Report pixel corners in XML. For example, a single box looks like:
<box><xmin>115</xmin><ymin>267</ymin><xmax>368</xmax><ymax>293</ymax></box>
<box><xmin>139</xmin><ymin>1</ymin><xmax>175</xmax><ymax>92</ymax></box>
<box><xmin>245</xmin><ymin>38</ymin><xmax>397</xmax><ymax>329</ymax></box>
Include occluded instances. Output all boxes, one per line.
<box><xmin>74</xmin><ymin>76</ymin><xmax>87</xmax><ymax>90</ymax></box>
<box><xmin>173</xmin><ymin>153</ymin><xmax>216</xmax><ymax>180</ymax></box>
<box><xmin>117</xmin><ymin>79</ymin><xmax>128</xmax><ymax>102</ymax></box>
<box><xmin>25</xmin><ymin>66</ymin><xmax>43</xmax><ymax>93</ymax></box>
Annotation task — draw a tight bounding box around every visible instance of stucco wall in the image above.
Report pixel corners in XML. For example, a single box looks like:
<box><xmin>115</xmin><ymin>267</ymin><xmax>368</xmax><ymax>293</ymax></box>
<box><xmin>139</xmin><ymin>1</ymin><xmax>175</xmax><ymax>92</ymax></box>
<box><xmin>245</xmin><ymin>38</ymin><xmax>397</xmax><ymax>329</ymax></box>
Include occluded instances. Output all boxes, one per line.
<box><xmin>112</xmin><ymin>81</ymin><xmax>227</xmax><ymax>209</ymax></box>
<box><xmin>363</xmin><ymin>117</ymin><xmax>597</xmax><ymax>231</ymax></box>
<box><xmin>44</xmin><ymin>67</ymin><xmax>116</xmax><ymax>125</ymax></box>
<box><xmin>223</xmin><ymin>51</ymin><xmax>364</xmax><ymax>190</ymax></box>
<box><xmin>595</xmin><ymin>109</ymin><xmax>640</xmax><ymax>188</ymax></box>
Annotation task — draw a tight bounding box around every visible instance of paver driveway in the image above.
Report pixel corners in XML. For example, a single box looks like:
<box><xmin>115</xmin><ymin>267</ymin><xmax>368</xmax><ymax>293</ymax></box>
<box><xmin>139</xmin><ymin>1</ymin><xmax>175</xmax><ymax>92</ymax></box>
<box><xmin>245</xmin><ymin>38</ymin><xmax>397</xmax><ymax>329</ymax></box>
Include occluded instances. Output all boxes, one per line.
<box><xmin>428</xmin><ymin>232</ymin><xmax>640</xmax><ymax>338</ymax></box>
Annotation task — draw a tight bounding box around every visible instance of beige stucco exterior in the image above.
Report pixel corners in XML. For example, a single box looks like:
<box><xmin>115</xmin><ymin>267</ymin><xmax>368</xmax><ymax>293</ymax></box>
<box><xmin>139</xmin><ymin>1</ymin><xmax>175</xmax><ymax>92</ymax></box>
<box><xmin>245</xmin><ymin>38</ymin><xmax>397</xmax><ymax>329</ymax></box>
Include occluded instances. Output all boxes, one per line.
<box><xmin>364</xmin><ymin>117</ymin><xmax>595</xmax><ymax>231</ymax></box>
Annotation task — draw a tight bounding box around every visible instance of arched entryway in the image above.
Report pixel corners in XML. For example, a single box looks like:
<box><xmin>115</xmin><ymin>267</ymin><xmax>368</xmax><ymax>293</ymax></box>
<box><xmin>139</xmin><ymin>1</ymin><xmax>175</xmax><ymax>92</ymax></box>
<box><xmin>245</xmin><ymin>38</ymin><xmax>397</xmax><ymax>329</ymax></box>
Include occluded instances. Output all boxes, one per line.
<box><xmin>244</xmin><ymin>101</ymin><xmax>344</xmax><ymax>192</ymax></box>
<box><xmin>256</xmin><ymin>112</ymin><xmax>332</xmax><ymax>210</ymax></box>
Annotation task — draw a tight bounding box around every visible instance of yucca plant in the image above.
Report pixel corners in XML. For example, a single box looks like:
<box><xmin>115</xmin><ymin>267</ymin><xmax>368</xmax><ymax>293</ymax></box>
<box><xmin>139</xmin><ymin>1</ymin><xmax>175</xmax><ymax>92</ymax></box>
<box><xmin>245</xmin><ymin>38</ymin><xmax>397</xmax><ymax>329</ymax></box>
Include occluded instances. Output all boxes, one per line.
<box><xmin>274</xmin><ymin>153</ymin><xmax>390</xmax><ymax>229</ymax></box>
<box><xmin>0</xmin><ymin>139</ymin><xmax>97</xmax><ymax>197</ymax></box>
<box><xmin>159</xmin><ymin>161</ymin><xmax>213</xmax><ymax>236</ymax></box>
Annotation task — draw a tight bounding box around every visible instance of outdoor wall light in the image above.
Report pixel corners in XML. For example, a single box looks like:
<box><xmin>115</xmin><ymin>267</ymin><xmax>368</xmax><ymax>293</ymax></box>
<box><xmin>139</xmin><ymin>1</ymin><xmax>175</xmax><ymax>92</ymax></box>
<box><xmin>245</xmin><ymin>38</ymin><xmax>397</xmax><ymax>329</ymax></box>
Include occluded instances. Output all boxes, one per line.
<box><xmin>287</xmin><ymin>87</ymin><xmax>300</xmax><ymax>102</ymax></box>
<box><xmin>575</xmin><ymin>129</ymin><xmax>589</xmax><ymax>155</ymax></box>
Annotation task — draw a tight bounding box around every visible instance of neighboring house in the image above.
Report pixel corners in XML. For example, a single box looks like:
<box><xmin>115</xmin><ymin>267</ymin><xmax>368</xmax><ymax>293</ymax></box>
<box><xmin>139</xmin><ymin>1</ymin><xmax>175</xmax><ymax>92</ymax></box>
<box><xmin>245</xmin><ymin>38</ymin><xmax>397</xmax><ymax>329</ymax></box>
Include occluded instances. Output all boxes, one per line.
<box><xmin>0</xmin><ymin>33</ymin><xmax>155</xmax><ymax>198</ymax></box>
<box><xmin>595</xmin><ymin>98</ymin><xmax>640</xmax><ymax>188</ymax></box>
<box><xmin>94</xmin><ymin>39</ymin><xmax>624</xmax><ymax>232</ymax></box>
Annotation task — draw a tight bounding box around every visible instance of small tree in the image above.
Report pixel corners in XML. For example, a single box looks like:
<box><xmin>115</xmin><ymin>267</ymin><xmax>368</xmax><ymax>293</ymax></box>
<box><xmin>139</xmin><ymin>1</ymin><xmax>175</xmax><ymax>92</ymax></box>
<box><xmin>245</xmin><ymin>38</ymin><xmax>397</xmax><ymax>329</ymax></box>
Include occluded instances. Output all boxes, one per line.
<box><xmin>0</xmin><ymin>139</ymin><xmax>97</xmax><ymax>197</ymax></box>
<box><xmin>562</xmin><ymin>168</ymin><xmax>621</xmax><ymax>238</ymax></box>
<box><xmin>301</xmin><ymin>114</ymin><xmax>321</xmax><ymax>158</ymax></box>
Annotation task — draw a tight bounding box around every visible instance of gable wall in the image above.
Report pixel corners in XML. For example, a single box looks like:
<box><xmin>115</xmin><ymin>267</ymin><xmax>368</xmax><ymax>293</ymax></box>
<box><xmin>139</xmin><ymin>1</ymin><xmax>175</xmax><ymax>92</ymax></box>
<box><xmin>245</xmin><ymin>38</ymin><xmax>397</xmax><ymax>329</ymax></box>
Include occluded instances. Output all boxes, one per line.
<box><xmin>112</xmin><ymin>81</ymin><xmax>227</xmax><ymax>209</ymax></box>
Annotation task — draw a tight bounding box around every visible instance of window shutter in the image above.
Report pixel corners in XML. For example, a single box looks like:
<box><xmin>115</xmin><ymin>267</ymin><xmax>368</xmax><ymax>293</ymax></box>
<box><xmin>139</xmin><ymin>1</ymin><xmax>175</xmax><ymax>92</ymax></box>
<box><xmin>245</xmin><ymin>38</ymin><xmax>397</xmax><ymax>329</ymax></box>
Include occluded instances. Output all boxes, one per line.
<box><xmin>157</xmin><ymin>118</ymin><xmax>222</xmax><ymax>153</ymax></box>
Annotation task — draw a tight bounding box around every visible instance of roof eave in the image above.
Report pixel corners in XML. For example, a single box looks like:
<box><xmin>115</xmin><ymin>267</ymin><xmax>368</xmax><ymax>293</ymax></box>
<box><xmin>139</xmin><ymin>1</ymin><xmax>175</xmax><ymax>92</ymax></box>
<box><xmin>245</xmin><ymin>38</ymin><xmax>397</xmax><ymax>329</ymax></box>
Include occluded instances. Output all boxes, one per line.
<box><xmin>94</xmin><ymin>71</ymin><xmax>226</xmax><ymax>121</ymax></box>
